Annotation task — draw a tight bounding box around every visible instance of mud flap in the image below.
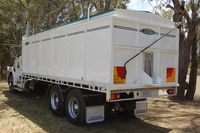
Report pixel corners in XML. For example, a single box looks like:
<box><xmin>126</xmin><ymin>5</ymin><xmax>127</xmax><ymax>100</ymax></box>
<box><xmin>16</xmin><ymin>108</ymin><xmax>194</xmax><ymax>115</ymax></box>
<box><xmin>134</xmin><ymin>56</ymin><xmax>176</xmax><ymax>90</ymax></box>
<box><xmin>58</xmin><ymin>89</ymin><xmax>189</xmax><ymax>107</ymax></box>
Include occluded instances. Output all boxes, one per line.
<box><xmin>134</xmin><ymin>100</ymin><xmax>147</xmax><ymax>116</ymax></box>
<box><xmin>86</xmin><ymin>105</ymin><xmax>105</xmax><ymax>124</ymax></box>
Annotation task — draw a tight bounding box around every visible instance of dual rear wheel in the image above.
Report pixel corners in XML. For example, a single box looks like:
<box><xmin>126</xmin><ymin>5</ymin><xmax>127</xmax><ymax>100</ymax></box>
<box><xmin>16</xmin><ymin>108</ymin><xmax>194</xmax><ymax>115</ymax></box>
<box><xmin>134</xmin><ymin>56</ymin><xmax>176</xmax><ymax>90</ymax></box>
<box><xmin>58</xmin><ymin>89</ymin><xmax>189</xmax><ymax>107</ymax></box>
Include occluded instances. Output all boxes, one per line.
<box><xmin>49</xmin><ymin>85</ymin><xmax>136</xmax><ymax>124</ymax></box>
<box><xmin>49</xmin><ymin>86</ymin><xmax>85</xmax><ymax>125</ymax></box>
<box><xmin>49</xmin><ymin>86</ymin><xmax>64</xmax><ymax>116</ymax></box>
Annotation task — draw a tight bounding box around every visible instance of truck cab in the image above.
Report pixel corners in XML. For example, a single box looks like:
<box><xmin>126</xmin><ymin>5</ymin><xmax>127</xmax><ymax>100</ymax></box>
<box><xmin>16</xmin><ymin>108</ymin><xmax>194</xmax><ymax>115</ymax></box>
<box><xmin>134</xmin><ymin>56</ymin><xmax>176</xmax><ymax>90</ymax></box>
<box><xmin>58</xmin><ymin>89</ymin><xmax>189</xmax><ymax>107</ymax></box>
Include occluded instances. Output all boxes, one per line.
<box><xmin>7</xmin><ymin>56</ymin><xmax>22</xmax><ymax>92</ymax></box>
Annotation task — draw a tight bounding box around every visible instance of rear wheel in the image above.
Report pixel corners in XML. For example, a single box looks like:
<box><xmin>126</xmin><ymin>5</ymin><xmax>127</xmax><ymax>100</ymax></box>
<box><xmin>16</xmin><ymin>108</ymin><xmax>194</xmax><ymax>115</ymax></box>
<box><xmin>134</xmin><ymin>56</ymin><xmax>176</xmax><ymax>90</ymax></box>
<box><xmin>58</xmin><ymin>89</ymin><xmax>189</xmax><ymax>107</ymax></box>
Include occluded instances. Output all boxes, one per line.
<box><xmin>8</xmin><ymin>74</ymin><xmax>16</xmax><ymax>93</ymax></box>
<box><xmin>49</xmin><ymin>85</ymin><xmax>65</xmax><ymax>116</ymax></box>
<box><xmin>65</xmin><ymin>89</ymin><xmax>85</xmax><ymax>125</ymax></box>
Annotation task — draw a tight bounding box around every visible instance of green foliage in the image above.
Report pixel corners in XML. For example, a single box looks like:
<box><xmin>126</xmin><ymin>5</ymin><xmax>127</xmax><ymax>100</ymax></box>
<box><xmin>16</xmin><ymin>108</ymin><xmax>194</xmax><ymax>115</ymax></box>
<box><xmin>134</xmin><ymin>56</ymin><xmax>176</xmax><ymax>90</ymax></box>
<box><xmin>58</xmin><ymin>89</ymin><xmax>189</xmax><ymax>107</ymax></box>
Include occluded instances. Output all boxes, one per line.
<box><xmin>160</xmin><ymin>9</ymin><xmax>173</xmax><ymax>20</ymax></box>
<box><xmin>0</xmin><ymin>0</ymin><xmax>130</xmax><ymax>79</ymax></box>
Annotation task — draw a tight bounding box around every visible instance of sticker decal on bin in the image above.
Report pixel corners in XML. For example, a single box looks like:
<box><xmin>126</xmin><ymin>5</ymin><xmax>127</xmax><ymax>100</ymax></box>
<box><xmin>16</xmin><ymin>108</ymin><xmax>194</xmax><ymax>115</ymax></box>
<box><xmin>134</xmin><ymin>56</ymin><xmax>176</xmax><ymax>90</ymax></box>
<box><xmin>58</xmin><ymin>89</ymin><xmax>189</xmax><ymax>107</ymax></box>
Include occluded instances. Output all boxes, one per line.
<box><xmin>113</xmin><ymin>66</ymin><xmax>126</xmax><ymax>84</ymax></box>
<box><xmin>166</xmin><ymin>67</ymin><xmax>175</xmax><ymax>82</ymax></box>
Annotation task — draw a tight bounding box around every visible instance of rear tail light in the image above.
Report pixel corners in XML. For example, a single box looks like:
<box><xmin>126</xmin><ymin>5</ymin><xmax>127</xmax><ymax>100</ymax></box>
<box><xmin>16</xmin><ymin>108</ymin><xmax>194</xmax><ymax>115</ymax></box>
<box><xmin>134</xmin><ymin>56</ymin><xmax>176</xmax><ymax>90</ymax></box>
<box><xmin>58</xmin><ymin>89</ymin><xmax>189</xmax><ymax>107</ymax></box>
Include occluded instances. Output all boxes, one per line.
<box><xmin>167</xmin><ymin>89</ymin><xmax>176</xmax><ymax>95</ymax></box>
<box><xmin>111</xmin><ymin>93</ymin><xmax>120</xmax><ymax>100</ymax></box>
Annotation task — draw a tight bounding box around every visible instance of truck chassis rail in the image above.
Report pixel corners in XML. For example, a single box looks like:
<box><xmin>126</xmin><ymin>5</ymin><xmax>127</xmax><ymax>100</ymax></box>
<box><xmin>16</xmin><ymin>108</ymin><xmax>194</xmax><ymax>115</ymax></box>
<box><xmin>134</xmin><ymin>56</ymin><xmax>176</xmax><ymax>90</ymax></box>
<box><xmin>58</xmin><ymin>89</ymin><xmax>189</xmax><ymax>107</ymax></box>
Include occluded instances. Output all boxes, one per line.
<box><xmin>22</xmin><ymin>73</ymin><xmax>178</xmax><ymax>102</ymax></box>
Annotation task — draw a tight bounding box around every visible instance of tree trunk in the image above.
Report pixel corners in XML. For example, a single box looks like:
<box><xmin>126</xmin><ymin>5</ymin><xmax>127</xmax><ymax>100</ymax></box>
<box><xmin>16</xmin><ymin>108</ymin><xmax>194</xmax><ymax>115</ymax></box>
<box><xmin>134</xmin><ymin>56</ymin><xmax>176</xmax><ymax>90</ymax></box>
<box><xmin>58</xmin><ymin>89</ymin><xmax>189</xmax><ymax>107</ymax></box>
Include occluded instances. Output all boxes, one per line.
<box><xmin>0</xmin><ymin>69</ymin><xmax>3</xmax><ymax>81</ymax></box>
<box><xmin>105</xmin><ymin>0</ymin><xmax>111</xmax><ymax>10</ymax></box>
<box><xmin>176</xmin><ymin>31</ymin><xmax>190</xmax><ymax>100</ymax></box>
<box><xmin>168</xmin><ymin>1</ymin><xmax>189</xmax><ymax>100</ymax></box>
<box><xmin>71</xmin><ymin>1</ymin><xmax>78</xmax><ymax>19</ymax></box>
<box><xmin>186</xmin><ymin>33</ymin><xmax>198</xmax><ymax>100</ymax></box>
<box><xmin>99</xmin><ymin>0</ymin><xmax>104</xmax><ymax>12</ymax></box>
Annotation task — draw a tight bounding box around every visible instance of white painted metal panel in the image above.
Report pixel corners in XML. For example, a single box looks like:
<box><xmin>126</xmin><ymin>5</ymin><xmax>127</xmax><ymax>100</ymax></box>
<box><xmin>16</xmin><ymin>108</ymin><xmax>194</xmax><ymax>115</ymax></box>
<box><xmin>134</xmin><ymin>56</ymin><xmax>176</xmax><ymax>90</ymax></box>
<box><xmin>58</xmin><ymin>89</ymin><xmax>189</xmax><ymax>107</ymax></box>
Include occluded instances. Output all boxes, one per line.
<box><xmin>112</xmin><ymin>11</ymin><xmax>179</xmax><ymax>86</ymax></box>
<box><xmin>22</xmin><ymin>9</ymin><xmax>179</xmax><ymax>89</ymax></box>
<box><xmin>86</xmin><ymin>18</ymin><xmax>112</xmax><ymax>83</ymax></box>
<box><xmin>113</xmin><ymin>47</ymin><xmax>143</xmax><ymax>84</ymax></box>
<box><xmin>53</xmin><ymin>38</ymin><xmax>66</xmax><ymax>77</ymax></box>
<box><xmin>160</xmin><ymin>27</ymin><xmax>178</xmax><ymax>50</ymax></box>
<box><xmin>43</xmin><ymin>39</ymin><xmax>55</xmax><ymax>76</ymax></box>
<box><xmin>160</xmin><ymin>52</ymin><xmax>178</xmax><ymax>83</ymax></box>
<box><xmin>138</xmin><ymin>23</ymin><xmax>160</xmax><ymax>48</ymax></box>
<box><xmin>113</xmin><ymin>9</ymin><xmax>174</xmax><ymax>28</ymax></box>
<box><xmin>68</xmin><ymin>32</ymin><xmax>85</xmax><ymax>80</ymax></box>
<box><xmin>30</xmin><ymin>42</ymin><xmax>40</xmax><ymax>74</ymax></box>
<box><xmin>113</xmin><ymin>17</ymin><xmax>138</xmax><ymax>46</ymax></box>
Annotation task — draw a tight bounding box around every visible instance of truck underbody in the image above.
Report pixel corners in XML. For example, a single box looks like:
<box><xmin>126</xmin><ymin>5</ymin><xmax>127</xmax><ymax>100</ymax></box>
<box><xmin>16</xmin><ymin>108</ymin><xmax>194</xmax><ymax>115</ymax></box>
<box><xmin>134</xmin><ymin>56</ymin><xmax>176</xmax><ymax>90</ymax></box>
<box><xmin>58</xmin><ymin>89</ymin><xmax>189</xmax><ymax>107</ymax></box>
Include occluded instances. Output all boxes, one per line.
<box><xmin>7</xmin><ymin>70</ymin><xmax>177</xmax><ymax>124</ymax></box>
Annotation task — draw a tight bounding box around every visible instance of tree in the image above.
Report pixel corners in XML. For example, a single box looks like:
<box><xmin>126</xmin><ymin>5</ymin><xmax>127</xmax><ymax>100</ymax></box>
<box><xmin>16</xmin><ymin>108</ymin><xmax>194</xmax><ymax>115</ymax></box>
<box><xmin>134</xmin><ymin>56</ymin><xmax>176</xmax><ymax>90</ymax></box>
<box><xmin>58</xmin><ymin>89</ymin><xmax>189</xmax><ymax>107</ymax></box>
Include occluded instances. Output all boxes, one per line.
<box><xmin>0</xmin><ymin>0</ymin><xmax>25</xmax><ymax>79</ymax></box>
<box><xmin>17</xmin><ymin>0</ymin><xmax>129</xmax><ymax>32</ymax></box>
<box><xmin>0</xmin><ymin>0</ymin><xmax>130</xmax><ymax>80</ymax></box>
<box><xmin>150</xmin><ymin>0</ymin><xmax>200</xmax><ymax>100</ymax></box>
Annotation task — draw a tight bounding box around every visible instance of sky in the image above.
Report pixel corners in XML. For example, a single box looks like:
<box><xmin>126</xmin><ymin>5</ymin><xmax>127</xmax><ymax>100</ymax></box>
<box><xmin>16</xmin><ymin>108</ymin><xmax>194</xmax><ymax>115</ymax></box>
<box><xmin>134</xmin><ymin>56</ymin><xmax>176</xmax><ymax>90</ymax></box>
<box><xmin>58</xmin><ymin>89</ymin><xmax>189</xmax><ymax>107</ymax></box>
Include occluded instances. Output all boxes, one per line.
<box><xmin>127</xmin><ymin>0</ymin><xmax>155</xmax><ymax>12</ymax></box>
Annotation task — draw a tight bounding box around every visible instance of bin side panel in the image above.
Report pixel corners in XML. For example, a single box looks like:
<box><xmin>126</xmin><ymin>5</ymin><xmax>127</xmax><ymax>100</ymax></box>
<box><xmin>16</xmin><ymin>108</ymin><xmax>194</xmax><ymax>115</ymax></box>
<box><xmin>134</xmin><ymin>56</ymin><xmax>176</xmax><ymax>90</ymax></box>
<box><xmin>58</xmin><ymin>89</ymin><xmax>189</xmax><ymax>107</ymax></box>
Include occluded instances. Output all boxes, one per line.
<box><xmin>86</xmin><ymin>19</ymin><xmax>112</xmax><ymax>83</ymax></box>
<box><xmin>68</xmin><ymin>33</ymin><xmax>85</xmax><ymax>79</ymax></box>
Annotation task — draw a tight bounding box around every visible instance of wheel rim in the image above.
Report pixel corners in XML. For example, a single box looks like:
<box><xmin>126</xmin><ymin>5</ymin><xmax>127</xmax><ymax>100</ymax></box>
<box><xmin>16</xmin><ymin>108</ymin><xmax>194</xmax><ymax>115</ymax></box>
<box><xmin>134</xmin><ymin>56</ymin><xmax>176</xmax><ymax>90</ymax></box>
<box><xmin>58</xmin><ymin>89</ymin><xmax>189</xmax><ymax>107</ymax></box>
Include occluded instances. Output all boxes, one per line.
<box><xmin>9</xmin><ymin>76</ymin><xmax>13</xmax><ymax>88</ymax></box>
<box><xmin>68</xmin><ymin>97</ymin><xmax>79</xmax><ymax>119</ymax></box>
<box><xmin>51</xmin><ymin>92</ymin><xmax>59</xmax><ymax>110</ymax></box>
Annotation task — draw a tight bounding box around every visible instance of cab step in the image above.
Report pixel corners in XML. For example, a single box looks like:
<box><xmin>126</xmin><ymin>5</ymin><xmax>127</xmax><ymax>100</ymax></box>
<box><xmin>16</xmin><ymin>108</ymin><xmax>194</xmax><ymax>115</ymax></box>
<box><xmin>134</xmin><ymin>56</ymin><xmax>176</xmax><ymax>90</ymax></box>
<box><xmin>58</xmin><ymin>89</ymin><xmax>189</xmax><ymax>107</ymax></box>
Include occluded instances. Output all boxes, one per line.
<box><xmin>14</xmin><ymin>87</ymin><xmax>24</xmax><ymax>92</ymax></box>
<box><xmin>13</xmin><ymin>84</ymin><xmax>24</xmax><ymax>92</ymax></box>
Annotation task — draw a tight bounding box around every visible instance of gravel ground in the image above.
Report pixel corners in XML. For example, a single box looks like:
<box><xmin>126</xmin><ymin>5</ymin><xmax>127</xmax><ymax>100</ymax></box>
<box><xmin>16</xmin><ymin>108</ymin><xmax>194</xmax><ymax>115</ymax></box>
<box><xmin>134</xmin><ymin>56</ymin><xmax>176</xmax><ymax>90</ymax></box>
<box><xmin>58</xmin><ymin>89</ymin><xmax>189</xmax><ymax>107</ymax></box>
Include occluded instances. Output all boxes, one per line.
<box><xmin>0</xmin><ymin>81</ymin><xmax>200</xmax><ymax>133</ymax></box>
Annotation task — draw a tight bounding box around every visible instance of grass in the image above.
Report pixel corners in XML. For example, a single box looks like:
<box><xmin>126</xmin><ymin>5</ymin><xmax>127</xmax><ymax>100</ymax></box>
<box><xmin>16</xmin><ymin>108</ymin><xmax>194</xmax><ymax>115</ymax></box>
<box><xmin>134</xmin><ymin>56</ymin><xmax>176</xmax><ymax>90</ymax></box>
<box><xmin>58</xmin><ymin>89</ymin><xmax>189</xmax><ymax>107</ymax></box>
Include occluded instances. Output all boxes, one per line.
<box><xmin>0</xmin><ymin>81</ymin><xmax>200</xmax><ymax>133</ymax></box>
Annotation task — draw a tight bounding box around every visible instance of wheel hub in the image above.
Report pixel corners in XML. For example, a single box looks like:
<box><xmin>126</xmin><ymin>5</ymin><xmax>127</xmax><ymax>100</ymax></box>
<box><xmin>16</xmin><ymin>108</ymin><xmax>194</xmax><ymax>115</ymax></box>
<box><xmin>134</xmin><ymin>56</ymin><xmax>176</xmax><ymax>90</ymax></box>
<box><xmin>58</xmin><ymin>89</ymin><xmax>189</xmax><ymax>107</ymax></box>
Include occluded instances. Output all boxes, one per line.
<box><xmin>68</xmin><ymin>97</ymin><xmax>79</xmax><ymax>118</ymax></box>
<box><xmin>9</xmin><ymin>77</ymin><xmax>13</xmax><ymax>87</ymax></box>
<box><xmin>51</xmin><ymin>92</ymin><xmax>59</xmax><ymax>110</ymax></box>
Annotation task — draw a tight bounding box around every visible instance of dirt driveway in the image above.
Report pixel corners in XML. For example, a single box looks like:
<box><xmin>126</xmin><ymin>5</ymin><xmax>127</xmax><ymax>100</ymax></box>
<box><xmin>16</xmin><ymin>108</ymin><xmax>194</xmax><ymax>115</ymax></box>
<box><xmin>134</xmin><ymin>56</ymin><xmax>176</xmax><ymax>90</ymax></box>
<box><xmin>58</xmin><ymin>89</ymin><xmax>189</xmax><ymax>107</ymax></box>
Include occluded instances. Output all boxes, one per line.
<box><xmin>0</xmin><ymin>81</ymin><xmax>200</xmax><ymax>133</ymax></box>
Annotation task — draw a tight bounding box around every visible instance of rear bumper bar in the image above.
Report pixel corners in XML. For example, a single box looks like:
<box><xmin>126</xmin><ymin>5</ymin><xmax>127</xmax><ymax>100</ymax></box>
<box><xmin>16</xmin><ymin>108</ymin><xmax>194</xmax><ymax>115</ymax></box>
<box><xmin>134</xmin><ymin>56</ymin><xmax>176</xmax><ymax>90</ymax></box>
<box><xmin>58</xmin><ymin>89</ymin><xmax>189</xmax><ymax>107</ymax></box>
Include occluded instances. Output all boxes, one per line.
<box><xmin>109</xmin><ymin>82</ymin><xmax>178</xmax><ymax>91</ymax></box>
<box><xmin>106</xmin><ymin>83</ymin><xmax>178</xmax><ymax>102</ymax></box>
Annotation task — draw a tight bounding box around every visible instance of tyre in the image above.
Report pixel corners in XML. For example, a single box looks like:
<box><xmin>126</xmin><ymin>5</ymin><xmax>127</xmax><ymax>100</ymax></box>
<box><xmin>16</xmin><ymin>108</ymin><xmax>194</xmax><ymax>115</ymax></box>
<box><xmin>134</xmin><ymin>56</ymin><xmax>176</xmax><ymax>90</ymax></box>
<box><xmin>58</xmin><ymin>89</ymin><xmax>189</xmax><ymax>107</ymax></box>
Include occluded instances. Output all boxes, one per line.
<box><xmin>49</xmin><ymin>85</ymin><xmax>65</xmax><ymax>116</ymax></box>
<box><xmin>65</xmin><ymin>89</ymin><xmax>85</xmax><ymax>125</ymax></box>
<box><xmin>8</xmin><ymin>74</ymin><xmax>17</xmax><ymax>93</ymax></box>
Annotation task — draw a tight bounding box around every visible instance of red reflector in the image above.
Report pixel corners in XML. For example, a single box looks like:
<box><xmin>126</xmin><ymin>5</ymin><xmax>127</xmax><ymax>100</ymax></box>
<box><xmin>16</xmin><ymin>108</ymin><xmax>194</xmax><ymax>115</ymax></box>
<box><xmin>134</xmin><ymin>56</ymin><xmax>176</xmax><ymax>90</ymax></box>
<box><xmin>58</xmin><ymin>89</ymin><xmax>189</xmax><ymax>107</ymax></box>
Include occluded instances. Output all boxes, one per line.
<box><xmin>111</xmin><ymin>93</ymin><xmax>120</xmax><ymax>100</ymax></box>
<box><xmin>116</xmin><ymin>67</ymin><xmax>126</xmax><ymax>79</ymax></box>
<box><xmin>166</xmin><ymin>68</ymin><xmax>175</xmax><ymax>82</ymax></box>
<box><xmin>167</xmin><ymin>89</ymin><xmax>176</xmax><ymax>95</ymax></box>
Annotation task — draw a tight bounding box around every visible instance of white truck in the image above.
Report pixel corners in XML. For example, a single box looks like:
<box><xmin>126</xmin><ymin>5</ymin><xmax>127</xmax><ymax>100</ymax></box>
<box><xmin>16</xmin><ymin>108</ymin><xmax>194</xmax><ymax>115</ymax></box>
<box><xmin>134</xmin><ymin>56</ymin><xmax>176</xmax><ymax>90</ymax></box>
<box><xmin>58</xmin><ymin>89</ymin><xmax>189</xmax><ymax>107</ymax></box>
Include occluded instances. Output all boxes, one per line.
<box><xmin>7</xmin><ymin>9</ymin><xmax>179</xmax><ymax>124</ymax></box>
